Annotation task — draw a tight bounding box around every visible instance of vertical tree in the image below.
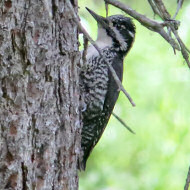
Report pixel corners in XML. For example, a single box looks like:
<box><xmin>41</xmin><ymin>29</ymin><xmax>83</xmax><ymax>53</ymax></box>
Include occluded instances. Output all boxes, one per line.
<box><xmin>0</xmin><ymin>0</ymin><xmax>80</xmax><ymax>189</ymax></box>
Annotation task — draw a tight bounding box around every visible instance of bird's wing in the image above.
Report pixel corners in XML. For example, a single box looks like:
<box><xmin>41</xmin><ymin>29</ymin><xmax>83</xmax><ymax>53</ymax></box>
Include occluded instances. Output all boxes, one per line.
<box><xmin>80</xmin><ymin>55</ymin><xmax>124</xmax><ymax>170</ymax></box>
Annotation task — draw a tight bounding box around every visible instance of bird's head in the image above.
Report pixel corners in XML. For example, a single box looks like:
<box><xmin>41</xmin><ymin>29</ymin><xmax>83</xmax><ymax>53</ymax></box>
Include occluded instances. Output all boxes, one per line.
<box><xmin>86</xmin><ymin>7</ymin><xmax>136</xmax><ymax>54</ymax></box>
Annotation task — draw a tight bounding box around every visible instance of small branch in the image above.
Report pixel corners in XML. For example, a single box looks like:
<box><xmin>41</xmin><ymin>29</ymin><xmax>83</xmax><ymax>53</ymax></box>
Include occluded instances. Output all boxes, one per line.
<box><xmin>173</xmin><ymin>0</ymin><xmax>184</xmax><ymax>19</ymax></box>
<box><xmin>105</xmin><ymin>1</ymin><xmax>109</xmax><ymax>17</ymax></box>
<box><xmin>148</xmin><ymin>0</ymin><xmax>161</xmax><ymax>17</ymax></box>
<box><xmin>105</xmin><ymin>0</ymin><xmax>190</xmax><ymax>68</ymax></box>
<box><xmin>170</xmin><ymin>26</ymin><xmax>190</xmax><ymax>67</ymax></box>
<box><xmin>112</xmin><ymin>112</ymin><xmax>135</xmax><ymax>134</ymax></box>
<box><xmin>153</xmin><ymin>0</ymin><xmax>171</xmax><ymax>20</ymax></box>
<box><xmin>184</xmin><ymin>165</ymin><xmax>190</xmax><ymax>190</ymax></box>
<box><xmin>105</xmin><ymin>0</ymin><xmax>180</xmax><ymax>50</ymax></box>
<box><xmin>151</xmin><ymin>0</ymin><xmax>190</xmax><ymax>68</ymax></box>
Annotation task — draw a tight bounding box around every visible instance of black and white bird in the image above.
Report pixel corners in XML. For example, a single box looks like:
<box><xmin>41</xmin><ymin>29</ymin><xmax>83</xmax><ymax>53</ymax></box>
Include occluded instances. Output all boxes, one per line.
<box><xmin>79</xmin><ymin>8</ymin><xmax>136</xmax><ymax>170</ymax></box>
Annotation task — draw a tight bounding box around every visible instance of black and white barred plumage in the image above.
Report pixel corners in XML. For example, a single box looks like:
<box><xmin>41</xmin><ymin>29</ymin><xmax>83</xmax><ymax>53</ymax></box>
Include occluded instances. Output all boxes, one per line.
<box><xmin>79</xmin><ymin>8</ymin><xmax>136</xmax><ymax>170</ymax></box>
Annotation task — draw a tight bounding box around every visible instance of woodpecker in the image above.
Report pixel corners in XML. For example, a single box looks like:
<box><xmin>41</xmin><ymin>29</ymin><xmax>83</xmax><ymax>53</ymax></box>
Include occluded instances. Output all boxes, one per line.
<box><xmin>79</xmin><ymin>8</ymin><xmax>136</xmax><ymax>170</ymax></box>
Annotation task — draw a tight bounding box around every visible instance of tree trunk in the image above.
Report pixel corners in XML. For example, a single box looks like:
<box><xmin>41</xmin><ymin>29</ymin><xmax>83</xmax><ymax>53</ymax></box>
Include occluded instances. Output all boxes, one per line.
<box><xmin>0</xmin><ymin>0</ymin><xmax>80</xmax><ymax>189</ymax></box>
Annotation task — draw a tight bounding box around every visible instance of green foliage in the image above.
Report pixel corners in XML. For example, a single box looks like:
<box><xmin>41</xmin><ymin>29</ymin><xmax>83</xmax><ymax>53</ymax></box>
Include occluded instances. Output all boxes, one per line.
<box><xmin>79</xmin><ymin>1</ymin><xmax>190</xmax><ymax>189</ymax></box>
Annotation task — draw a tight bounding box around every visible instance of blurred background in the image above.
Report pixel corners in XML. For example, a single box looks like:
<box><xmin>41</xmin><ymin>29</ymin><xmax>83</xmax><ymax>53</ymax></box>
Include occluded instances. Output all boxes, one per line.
<box><xmin>78</xmin><ymin>0</ymin><xmax>190</xmax><ymax>189</ymax></box>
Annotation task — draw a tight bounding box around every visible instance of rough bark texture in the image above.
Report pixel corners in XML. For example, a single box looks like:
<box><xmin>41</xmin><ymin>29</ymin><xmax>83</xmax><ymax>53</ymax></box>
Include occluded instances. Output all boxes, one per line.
<box><xmin>0</xmin><ymin>0</ymin><xmax>80</xmax><ymax>189</ymax></box>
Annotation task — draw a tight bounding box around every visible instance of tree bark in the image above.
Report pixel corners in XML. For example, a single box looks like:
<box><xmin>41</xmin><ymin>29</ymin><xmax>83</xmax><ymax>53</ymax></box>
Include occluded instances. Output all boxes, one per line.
<box><xmin>0</xmin><ymin>0</ymin><xmax>80</xmax><ymax>189</ymax></box>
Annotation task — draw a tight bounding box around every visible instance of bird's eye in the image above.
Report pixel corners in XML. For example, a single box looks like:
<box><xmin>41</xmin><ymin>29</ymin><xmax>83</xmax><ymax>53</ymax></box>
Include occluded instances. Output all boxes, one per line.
<box><xmin>120</xmin><ymin>25</ymin><xmax>126</xmax><ymax>29</ymax></box>
<box><xmin>115</xmin><ymin>24</ymin><xmax>126</xmax><ymax>30</ymax></box>
<box><xmin>109</xmin><ymin>22</ymin><xmax>114</xmax><ymax>27</ymax></box>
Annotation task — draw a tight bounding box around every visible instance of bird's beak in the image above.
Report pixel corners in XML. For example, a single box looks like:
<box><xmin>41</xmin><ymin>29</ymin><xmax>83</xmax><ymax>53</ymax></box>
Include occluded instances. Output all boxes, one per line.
<box><xmin>86</xmin><ymin>7</ymin><xmax>120</xmax><ymax>43</ymax></box>
<box><xmin>86</xmin><ymin>7</ymin><xmax>110</xmax><ymax>30</ymax></box>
